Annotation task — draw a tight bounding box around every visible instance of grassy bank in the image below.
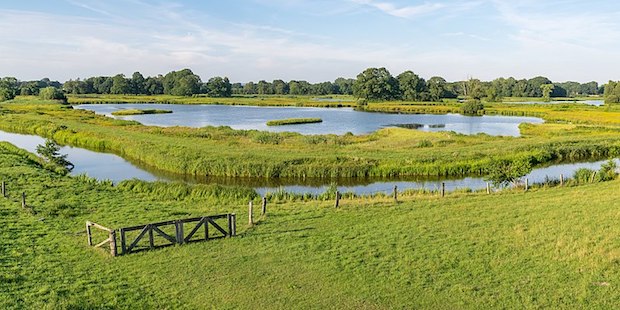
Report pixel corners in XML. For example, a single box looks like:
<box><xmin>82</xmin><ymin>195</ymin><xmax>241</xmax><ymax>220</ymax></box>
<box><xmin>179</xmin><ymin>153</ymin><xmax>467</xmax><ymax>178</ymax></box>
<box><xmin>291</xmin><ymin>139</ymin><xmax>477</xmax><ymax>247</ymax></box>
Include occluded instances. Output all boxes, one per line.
<box><xmin>266</xmin><ymin>118</ymin><xmax>323</xmax><ymax>126</ymax></box>
<box><xmin>1</xmin><ymin>140</ymin><xmax>620</xmax><ymax>308</ymax></box>
<box><xmin>111</xmin><ymin>108</ymin><xmax>172</xmax><ymax>116</ymax></box>
<box><xmin>0</xmin><ymin>98</ymin><xmax>619</xmax><ymax>179</ymax></box>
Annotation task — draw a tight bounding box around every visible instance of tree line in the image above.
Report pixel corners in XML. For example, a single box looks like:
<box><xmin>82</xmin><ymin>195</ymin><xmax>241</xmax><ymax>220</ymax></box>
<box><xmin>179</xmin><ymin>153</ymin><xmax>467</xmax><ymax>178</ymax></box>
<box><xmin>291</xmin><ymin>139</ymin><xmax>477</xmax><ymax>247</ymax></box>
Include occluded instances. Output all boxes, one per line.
<box><xmin>0</xmin><ymin>68</ymin><xmax>613</xmax><ymax>103</ymax></box>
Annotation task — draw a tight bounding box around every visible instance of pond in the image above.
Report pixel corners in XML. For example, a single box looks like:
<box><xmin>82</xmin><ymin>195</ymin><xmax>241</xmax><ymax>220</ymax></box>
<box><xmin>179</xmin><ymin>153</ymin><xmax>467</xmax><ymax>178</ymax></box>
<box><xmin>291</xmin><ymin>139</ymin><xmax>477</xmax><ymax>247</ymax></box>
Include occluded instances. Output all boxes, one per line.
<box><xmin>1</xmin><ymin>130</ymin><xmax>616</xmax><ymax>196</ymax></box>
<box><xmin>74</xmin><ymin>104</ymin><xmax>544</xmax><ymax>137</ymax></box>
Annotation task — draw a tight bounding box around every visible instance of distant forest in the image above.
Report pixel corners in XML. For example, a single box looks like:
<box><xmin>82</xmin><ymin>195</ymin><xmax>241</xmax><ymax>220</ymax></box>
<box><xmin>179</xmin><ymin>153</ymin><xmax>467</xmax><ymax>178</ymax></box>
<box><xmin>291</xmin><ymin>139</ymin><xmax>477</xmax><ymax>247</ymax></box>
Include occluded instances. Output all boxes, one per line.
<box><xmin>0</xmin><ymin>67</ymin><xmax>617</xmax><ymax>103</ymax></box>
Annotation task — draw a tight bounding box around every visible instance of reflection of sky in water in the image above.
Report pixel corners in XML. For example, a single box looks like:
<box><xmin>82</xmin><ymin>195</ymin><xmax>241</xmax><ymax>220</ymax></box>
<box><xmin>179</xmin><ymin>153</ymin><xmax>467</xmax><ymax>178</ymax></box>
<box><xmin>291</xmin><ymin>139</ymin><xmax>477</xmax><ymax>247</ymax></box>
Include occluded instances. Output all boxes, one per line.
<box><xmin>75</xmin><ymin>104</ymin><xmax>544</xmax><ymax>137</ymax></box>
<box><xmin>1</xmin><ymin>130</ymin><xmax>616</xmax><ymax>195</ymax></box>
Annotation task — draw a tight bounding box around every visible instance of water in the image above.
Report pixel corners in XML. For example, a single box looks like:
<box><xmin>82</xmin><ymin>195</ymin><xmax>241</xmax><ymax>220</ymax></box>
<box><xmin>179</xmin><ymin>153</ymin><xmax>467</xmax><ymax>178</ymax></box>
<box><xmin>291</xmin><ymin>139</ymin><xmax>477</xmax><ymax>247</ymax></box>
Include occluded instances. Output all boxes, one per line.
<box><xmin>0</xmin><ymin>131</ymin><xmax>161</xmax><ymax>183</ymax></box>
<box><xmin>75</xmin><ymin>104</ymin><xmax>543</xmax><ymax>137</ymax></box>
<box><xmin>1</xmin><ymin>130</ymin><xmax>615</xmax><ymax>195</ymax></box>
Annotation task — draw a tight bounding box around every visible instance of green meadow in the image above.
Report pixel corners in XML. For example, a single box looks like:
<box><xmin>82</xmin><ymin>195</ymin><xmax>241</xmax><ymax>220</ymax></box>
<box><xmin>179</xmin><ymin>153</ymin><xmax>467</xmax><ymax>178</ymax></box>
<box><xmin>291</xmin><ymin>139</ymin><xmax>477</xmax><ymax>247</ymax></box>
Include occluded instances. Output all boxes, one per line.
<box><xmin>0</xmin><ymin>96</ymin><xmax>619</xmax><ymax>180</ymax></box>
<box><xmin>1</xmin><ymin>138</ymin><xmax>619</xmax><ymax>309</ymax></box>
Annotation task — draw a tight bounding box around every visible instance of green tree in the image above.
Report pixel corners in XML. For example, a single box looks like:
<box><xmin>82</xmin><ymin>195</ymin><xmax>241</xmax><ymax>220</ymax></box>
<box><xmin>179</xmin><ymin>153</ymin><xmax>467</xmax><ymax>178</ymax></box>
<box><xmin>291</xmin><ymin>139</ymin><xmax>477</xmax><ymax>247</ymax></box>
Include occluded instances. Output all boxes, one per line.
<box><xmin>353</xmin><ymin>67</ymin><xmax>399</xmax><ymax>101</ymax></box>
<box><xmin>243</xmin><ymin>81</ymin><xmax>257</xmax><ymax>94</ymax></box>
<box><xmin>526</xmin><ymin>76</ymin><xmax>552</xmax><ymax>97</ymax></box>
<box><xmin>272</xmin><ymin>80</ymin><xmax>288</xmax><ymax>95</ymax></box>
<box><xmin>257</xmin><ymin>80</ymin><xmax>272</xmax><ymax>95</ymax></box>
<box><xmin>485</xmin><ymin>158</ymin><xmax>532</xmax><ymax>187</ymax></box>
<box><xmin>0</xmin><ymin>77</ymin><xmax>18</xmax><ymax>101</ymax></box>
<box><xmin>163</xmin><ymin>69</ymin><xmax>201</xmax><ymax>96</ymax></box>
<box><xmin>205</xmin><ymin>76</ymin><xmax>232</xmax><ymax>97</ymax></box>
<box><xmin>36</xmin><ymin>139</ymin><xmax>74</xmax><ymax>171</ymax></box>
<box><xmin>604</xmin><ymin>81</ymin><xmax>620</xmax><ymax>104</ymax></box>
<box><xmin>397</xmin><ymin>71</ymin><xmax>427</xmax><ymax>101</ymax></box>
<box><xmin>460</xmin><ymin>99</ymin><xmax>484</xmax><ymax>115</ymax></box>
<box><xmin>427</xmin><ymin>76</ymin><xmax>448</xmax><ymax>102</ymax></box>
<box><xmin>110</xmin><ymin>74</ymin><xmax>130</xmax><ymax>94</ymax></box>
<box><xmin>540</xmin><ymin>84</ymin><xmax>554</xmax><ymax>102</ymax></box>
<box><xmin>131</xmin><ymin>72</ymin><xmax>145</xmax><ymax>95</ymax></box>
<box><xmin>466</xmin><ymin>78</ymin><xmax>485</xmax><ymax>100</ymax></box>
<box><xmin>334</xmin><ymin>77</ymin><xmax>355</xmax><ymax>95</ymax></box>
<box><xmin>39</xmin><ymin>87</ymin><xmax>67</xmax><ymax>102</ymax></box>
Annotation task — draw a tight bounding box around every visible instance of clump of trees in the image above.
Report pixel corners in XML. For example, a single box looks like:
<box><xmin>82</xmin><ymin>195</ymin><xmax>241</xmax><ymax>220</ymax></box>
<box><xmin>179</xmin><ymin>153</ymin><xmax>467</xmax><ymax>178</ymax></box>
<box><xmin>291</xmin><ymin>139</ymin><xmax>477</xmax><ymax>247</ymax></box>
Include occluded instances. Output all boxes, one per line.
<box><xmin>39</xmin><ymin>87</ymin><xmax>67</xmax><ymax>102</ymax></box>
<box><xmin>604</xmin><ymin>81</ymin><xmax>620</xmax><ymax>104</ymax></box>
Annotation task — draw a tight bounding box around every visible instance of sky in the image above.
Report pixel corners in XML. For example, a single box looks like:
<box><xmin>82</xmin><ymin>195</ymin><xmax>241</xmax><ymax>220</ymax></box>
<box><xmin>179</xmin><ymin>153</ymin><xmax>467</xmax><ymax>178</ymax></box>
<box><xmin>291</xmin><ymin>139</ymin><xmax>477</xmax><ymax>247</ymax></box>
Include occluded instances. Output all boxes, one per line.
<box><xmin>0</xmin><ymin>0</ymin><xmax>619</xmax><ymax>83</ymax></box>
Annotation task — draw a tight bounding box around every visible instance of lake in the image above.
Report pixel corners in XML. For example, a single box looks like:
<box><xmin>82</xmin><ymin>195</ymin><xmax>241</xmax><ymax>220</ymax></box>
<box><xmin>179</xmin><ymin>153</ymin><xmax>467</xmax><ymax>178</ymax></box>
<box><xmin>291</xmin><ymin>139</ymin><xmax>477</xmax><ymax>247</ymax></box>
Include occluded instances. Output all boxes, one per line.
<box><xmin>1</xmin><ymin>130</ymin><xmax>616</xmax><ymax>196</ymax></box>
<box><xmin>75</xmin><ymin>104</ymin><xmax>544</xmax><ymax>136</ymax></box>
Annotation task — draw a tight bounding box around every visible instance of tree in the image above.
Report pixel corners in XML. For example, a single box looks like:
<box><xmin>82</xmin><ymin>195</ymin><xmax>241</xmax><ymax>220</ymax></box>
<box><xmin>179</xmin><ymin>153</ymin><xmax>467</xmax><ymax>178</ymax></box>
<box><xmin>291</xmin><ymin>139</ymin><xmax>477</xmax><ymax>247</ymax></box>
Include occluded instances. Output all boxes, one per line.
<box><xmin>397</xmin><ymin>71</ymin><xmax>427</xmax><ymax>101</ymax></box>
<box><xmin>427</xmin><ymin>76</ymin><xmax>448</xmax><ymax>102</ymax></box>
<box><xmin>205</xmin><ymin>76</ymin><xmax>232</xmax><ymax>97</ymax></box>
<box><xmin>36</xmin><ymin>139</ymin><xmax>74</xmax><ymax>171</ymax></box>
<box><xmin>144</xmin><ymin>76</ymin><xmax>164</xmax><ymax>95</ymax></box>
<box><xmin>526</xmin><ymin>76</ymin><xmax>552</xmax><ymax>97</ymax></box>
<box><xmin>256</xmin><ymin>80</ymin><xmax>272</xmax><ymax>95</ymax></box>
<box><xmin>353</xmin><ymin>67</ymin><xmax>399</xmax><ymax>101</ymax></box>
<box><xmin>0</xmin><ymin>77</ymin><xmax>18</xmax><ymax>101</ymax></box>
<box><xmin>243</xmin><ymin>81</ymin><xmax>257</xmax><ymax>95</ymax></box>
<box><xmin>465</xmin><ymin>78</ymin><xmax>485</xmax><ymax>100</ymax></box>
<box><xmin>110</xmin><ymin>74</ymin><xmax>130</xmax><ymax>94</ymax></box>
<box><xmin>131</xmin><ymin>72</ymin><xmax>145</xmax><ymax>95</ymax></box>
<box><xmin>460</xmin><ymin>99</ymin><xmax>484</xmax><ymax>115</ymax></box>
<box><xmin>39</xmin><ymin>87</ymin><xmax>67</xmax><ymax>102</ymax></box>
<box><xmin>485</xmin><ymin>158</ymin><xmax>532</xmax><ymax>187</ymax></box>
<box><xmin>604</xmin><ymin>81</ymin><xmax>620</xmax><ymax>104</ymax></box>
<box><xmin>540</xmin><ymin>84</ymin><xmax>554</xmax><ymax>102</ymax></box>
<box><xmin>163</xmin><ymin>69</ymin><xmax>201</xmax><ymax>96</ymax></box>
<box><xmin>272</xmin><ymin>80</ymin><xmax>288</xmax><ymax>95</ymax></box>
<box><xmin>334</xmin><ymin>77</ymin><xmax>355</xmax><ymax>95</ymax></box>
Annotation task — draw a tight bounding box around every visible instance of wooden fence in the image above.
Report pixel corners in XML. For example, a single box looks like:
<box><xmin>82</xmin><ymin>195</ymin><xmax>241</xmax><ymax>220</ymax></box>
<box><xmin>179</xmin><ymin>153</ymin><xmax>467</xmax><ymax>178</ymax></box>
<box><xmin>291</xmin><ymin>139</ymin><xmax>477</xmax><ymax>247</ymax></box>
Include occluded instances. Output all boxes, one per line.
<box><xmin>87</xmin><ymin>214</ymin><xmax>236</xmax><ymax>256</ymax></box>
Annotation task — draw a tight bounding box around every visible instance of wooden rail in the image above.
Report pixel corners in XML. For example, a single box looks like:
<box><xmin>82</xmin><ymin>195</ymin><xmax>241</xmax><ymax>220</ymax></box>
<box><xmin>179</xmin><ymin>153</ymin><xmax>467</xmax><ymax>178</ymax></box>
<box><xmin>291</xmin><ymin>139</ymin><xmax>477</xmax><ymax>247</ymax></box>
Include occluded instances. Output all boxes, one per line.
<box><xmin>86</xmin><ymin>221</ymin><xmax>117</xmax><ymax>256</ymax></box>
<box><xmin>86</xmin><ymin>214</ymin><xmax>236</xmax><ymax>256</ymax></box>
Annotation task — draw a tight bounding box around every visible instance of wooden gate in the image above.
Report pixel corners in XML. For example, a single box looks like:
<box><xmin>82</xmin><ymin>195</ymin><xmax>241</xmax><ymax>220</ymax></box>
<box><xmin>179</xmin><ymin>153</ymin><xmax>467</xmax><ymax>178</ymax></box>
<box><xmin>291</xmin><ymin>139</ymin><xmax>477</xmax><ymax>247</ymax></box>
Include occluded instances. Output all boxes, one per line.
<box><xmin>118</xmin><ymin>214</ymin><xmax>236</xmax><ymax>255</ymax></box>
<box><xmin>87</xmin><ymin>213</ymin><xmax>236</xmax><ymax>256</ymax></box>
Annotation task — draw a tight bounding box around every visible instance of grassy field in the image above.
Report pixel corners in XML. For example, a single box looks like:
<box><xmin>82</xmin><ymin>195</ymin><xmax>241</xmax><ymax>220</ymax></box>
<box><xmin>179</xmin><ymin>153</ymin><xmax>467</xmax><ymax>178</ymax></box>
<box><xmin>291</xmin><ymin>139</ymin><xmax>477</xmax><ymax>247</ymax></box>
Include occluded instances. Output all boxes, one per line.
<box><xmin>1</xmin><ymin>140</ymin><xmax>620</xmax><ymax>309</ymax></box>
<box><xmin>0</xmin><ymin>97</ymin><xmax>619</xmax><ymax>180</ymax></box>
<box><xmin>266</xmin><ymin>118</ymin><xmax>323</xmax><ymax>126</ymax></box>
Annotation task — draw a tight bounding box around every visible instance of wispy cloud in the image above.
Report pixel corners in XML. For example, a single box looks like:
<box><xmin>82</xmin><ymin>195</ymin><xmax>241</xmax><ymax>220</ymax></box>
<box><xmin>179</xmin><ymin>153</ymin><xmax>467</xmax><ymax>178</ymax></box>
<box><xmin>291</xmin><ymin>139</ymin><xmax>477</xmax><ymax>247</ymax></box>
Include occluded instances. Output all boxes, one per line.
<box><xmin>350</xmin><ymin>0</ymin><xmax>445</xmax><ymax>18</ymax></box>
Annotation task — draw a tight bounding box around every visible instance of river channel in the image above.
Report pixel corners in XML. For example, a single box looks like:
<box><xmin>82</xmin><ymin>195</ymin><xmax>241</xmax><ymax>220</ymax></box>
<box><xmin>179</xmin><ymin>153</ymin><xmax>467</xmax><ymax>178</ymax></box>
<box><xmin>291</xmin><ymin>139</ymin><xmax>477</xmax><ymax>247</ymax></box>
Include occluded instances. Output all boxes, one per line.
<box><xmin>1</xmin><ymin>130</ymin><xmax>616</xmax><ymax>196</ymax></box>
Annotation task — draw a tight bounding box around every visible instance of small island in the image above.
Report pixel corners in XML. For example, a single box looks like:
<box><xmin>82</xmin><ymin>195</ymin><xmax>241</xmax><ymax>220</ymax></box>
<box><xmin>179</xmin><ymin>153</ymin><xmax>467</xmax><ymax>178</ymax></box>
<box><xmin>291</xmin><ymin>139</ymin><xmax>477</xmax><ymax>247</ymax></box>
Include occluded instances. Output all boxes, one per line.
<box><xmin>266</xmin><ymin>118</ymin><xmax>323</xmax><ymax>126</ymax></box>
<box><xmin>111</xmin><ymin>109</ymin><xmax>173</xmax><ymax>116</ymax></box>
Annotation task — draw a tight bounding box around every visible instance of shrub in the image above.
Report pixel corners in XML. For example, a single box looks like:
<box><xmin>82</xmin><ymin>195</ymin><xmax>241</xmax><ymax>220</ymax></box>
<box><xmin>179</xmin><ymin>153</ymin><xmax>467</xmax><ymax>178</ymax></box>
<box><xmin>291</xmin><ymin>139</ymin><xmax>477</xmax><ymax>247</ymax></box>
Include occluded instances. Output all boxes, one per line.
<box><xmin>39</xmin><ymin>87</ymin><xmax>67</xmax><ymax>102</ymax></box>
<box><xmin>460</xmin><ymin>99</ymin><xmax>484</xmax><ymax>115</ymax></box>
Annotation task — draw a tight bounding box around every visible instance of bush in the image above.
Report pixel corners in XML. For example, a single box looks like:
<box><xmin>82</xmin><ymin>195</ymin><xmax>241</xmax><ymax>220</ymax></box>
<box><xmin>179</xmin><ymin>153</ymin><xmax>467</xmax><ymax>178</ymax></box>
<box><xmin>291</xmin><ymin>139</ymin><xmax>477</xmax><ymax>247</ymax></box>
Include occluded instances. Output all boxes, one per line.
<box><xmin>460</xmin><ymin>99</ymin><xmax>484</xmax><ymax>115</ymax></box>
<box><xmin>39</xmin><ymin>87</ymin><xmax>67</xmax><ymax>102</ymax></box>
<box><xmin>0</xmin><ymin>88</ymin><xmax>15</xmax><ymax>102</ymax></box>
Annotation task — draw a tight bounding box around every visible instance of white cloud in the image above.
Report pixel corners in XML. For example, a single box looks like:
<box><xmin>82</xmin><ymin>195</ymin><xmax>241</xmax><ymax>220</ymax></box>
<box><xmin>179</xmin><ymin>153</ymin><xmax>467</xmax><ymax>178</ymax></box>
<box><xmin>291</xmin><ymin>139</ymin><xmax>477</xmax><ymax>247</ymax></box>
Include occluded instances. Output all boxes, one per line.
<box><xmin>350</xmin><ymin>0</ymin><xmax>445</xmax><ymax>18</ymax></box>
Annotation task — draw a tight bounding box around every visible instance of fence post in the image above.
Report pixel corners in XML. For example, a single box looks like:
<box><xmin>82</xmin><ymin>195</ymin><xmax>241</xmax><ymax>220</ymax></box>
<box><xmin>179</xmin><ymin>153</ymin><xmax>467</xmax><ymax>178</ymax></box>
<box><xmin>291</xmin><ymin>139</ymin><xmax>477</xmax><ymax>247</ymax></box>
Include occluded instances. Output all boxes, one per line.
<box><xmin>1</xmin><ymin>181</ymin><xmax>5</xmax><ymax>197</ymax></box>
<box><xmin>86</xmin><ymin>222</ymin><xmax>93</xmax><ymax>246</ymax></box>
<box><xmin>441</xmin><ymin>183</ymin><xmax>445</xmax><ymax>197</ymax></box>
<box><xmin>261</xmin><ymin>197</ymin><xmax>267</xmax><ymax>216</ymax></box>
<box><xmin>486</xmin><ymin>182</ymin><xmax>491</xmax><ymax>194</ymax></box>
<box><xmin>248</xmin><ymin>201</ymin><xmax>254</xmax><ymax>225</ymax></box>
<box><xmin>109</xmin><ymin>230</ymin><xmax>117</xmax><ymax>257</ymax></box>
<box><xmin>120</xmin><ymin>228</ymin><xmax>127</xmax><ymax>255</ymax></box>
<box><xmin>21</xmin><ymin>192</ymin><xmax>26</xmax><ymax>208</ymax></box>
<box><xmin>560</xmin><ymin>174</ymin><xmax>564</xmax><ymax>187</ymax></box>
<box><xmin>229</xmin><ymin>213</ymin><xmax>237</xmax><ymax>237</ymax></box>
<box><xmin>335</xmin><ymin>191</ymin><xmax>340</xmax><ymax>208</ymax></box>
<box><xmin>393</xmin><ymin>185</ymin><xmax>398</xmax><ymax>203</ymax></box>
<box><xmin>525</xmin><ymin>178</ymin><xmax>529</xmax><ymax>192</ymax></box>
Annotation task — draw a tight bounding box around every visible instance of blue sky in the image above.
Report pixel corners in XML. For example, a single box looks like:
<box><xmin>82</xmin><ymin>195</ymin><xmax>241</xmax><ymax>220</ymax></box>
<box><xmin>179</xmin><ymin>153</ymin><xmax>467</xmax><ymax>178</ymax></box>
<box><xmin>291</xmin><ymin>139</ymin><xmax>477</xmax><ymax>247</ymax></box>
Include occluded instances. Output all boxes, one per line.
<box><xmin>0</xmin><ymin>0</ymin><xmax>618</xmax><ymax>83</ymax></box>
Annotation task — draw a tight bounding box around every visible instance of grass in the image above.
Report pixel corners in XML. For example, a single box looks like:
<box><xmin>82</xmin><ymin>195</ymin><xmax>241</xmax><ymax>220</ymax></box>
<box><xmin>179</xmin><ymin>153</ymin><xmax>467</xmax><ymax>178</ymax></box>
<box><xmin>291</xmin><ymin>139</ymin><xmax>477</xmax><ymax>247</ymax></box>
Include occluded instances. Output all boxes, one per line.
<box><xmin>2</xmin><ymin>141</ymin><xmax>620</xmax><ymax>308</ymax></box>
<box><xmin>266</xmin><ymin>118</ymin><xmax>323</xmax><ymax>126</ymax></box>
<box><xmin>0</xmin><ymin>97</ymin><xmax>619</xmax><ymax>180</ymax></box>
<box><xmin>110</xmin><ymin>109</ymin><xmax>172</xmax><ymax>116</ymax></box>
